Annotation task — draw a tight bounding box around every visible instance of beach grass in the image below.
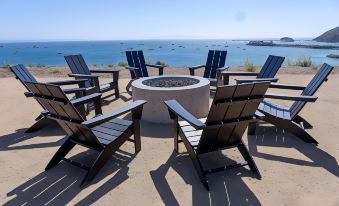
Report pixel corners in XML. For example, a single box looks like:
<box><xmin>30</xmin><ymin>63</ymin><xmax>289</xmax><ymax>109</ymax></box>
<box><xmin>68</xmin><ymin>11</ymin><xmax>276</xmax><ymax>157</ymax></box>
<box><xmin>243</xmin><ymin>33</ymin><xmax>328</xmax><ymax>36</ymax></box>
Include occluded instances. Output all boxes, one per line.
<box><xmin>244</xmin><ymin>58</ymin><xmax>256</xmax><ymax>72</ymax></box>
<box><xmin>1</xmin><ymin>64</ymin><xmax>11</xmax><ymax>69</ymax></box>
<box><xmin>288</xmin><ymin>55</ymin><xmax>313</xmax><ymax>67</ymax></box>
<box><xmin>155</xmin><ymin>60</ymin><xmax>169</xmax><ymax>67</ymax></box>
<box><xmin>118</xmin><ymin>62</ymin><xmax>128</xmax><ymax>67</ymax></box>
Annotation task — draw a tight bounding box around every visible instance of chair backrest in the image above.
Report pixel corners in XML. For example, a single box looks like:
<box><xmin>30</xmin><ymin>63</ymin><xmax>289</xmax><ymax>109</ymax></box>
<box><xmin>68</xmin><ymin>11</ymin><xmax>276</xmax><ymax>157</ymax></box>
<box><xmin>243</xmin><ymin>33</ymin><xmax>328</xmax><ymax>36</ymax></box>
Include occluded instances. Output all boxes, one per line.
<box><xmin>257</xmin><ymin>55</ymin><xmax>285</xmax><ymax>78</ymax></box>
<box><xmin>203</xmin><ymin>50</ymin><xmax>227</xmax><ymax>79</ymax></box>
<box><xmin>25</xmin><ymin>82</ymin><xmax>103</xmax><ymax>149</ymax></box>
<box><xmin>197</xmin><ymin>82</ymin><xmax>270</xmax><ymax>153</ymax></box>
<box><xmin>126</xmin><ymin>50</ymin><xmax>149</xmax><ymax>79</ymax></box>
<box><xmin>289</xmin><ymin>63</ymin><xmax>334</xmax><ymax>118</ymax></box>
<box><xmin>10</xmin><ymin>64</ymin><xmax>37</xmax><ymax>90</ymax></box>
<box><xmin>10</xmin><ymin>64</ymin><xmax>48</xmax><ymax>110</ymax></box>
<box><xmin>64</xmin><ymin>54</ymin><xmax>93</xmax><ymax>87</ymax></box>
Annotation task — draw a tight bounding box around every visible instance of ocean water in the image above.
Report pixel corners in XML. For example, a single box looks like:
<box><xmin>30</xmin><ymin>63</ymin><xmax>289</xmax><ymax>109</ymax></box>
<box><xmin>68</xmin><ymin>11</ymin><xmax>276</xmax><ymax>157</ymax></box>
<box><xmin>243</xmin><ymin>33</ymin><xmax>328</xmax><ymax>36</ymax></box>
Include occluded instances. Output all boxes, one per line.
<box><xmin>0</xmin><ymin>40</ymin><xmax>338</xmax><ymax>67</ymax></box>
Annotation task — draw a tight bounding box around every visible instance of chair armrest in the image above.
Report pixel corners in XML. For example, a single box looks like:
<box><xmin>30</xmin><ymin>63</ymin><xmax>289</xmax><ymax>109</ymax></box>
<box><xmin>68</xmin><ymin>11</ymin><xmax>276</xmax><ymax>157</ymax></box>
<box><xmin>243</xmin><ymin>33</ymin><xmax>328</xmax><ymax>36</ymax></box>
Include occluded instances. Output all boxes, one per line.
<box><xmin>125</xmin><ymin>66</ymin><xmax>139</xmax><ymax>71</ymax></box>
<box><xmin>217</xmin><ymin>66</ymin><xmax>229</xmax><ymax>72</ymax></box>
<box><xmin>90</xmin><ymin>69</ymin><xmax>120</xmax><ymax>81</ymax></box>
<box><xmin>71</xmin><ymin>93</ymin><xmax>102</xmax><ymax>106</ymax></box>
<box><xmin>63</xmin><ymin>88</ymin><xmax>87</xmax><ymax>94</ymax></box>
<box><xmin>254</xmin><ymin>110</ymin><xmax>265</xmax><ymax>120</ymax></box>
<box><xmin>90</xmin><ymin>69</ymin><xmax>120</xmax><ymax>74</ymax></box>
<box><xmin>125</xmin><ymin>66</ymin><xmax>141</xmax><ymax>78</ymax></box>
<box><xmin>146</xmin><ymin>64</ymin><xmax>164</xmax><ymax>75</ymax></box>
<box><xmin>221</xmin><ymin>71</ymin><xmax>259</xmax><ymax>76</ymax></box>
<box><xmin>164</xmin><ymin>100</ymin><xmax>206</xmax><ymax>130</ymax></box>
<box><xmin>71</xmin><ymin>93</ymin><xmax>102</xmax><ymax>115</ymax></box>
<box><xmin>236</xmin><ymin>78</ymin><xmax>278</xmax><ymax>84</ymax></box>
<box><xmin>222</xmin><ymin>71</ymin><xmax>260</xmax><ymax>85</ymax></box>
<box><xmin>189</xmin><ymin>65</ymin><xmax>205</xmax><ymax>76</ymax></box>
<box><xmin>189</xmin><ymin>65</ymin><xmax>205</xmax><ymax>70</ymax></box>
<box><xmin>264</xmin><ymin>93</ymin><xmax>317</xmax><ymax>102</ymax></box>
<box><xmin>82</xmin><ymin>100</ymin><xmax>147</xmax><ymax>127</ymax></box>
<box><xmin>269</xmin><ymin>83</ymin><xmax>306</xmax><ymax>90</ymax></box>
<box><xmin>68</xmin><ymin>73</ymin><xmax>99</xmax><ymax>79</ymax></box>
<box><xmin>68</xmin><ymin>73</ymin><xmax>100</xmax><ymax>91</ymax></box>
<box><xmin>47</xmin><ymin>79</ymin><xmax>88</xmax><ymax>86</ymax></box>
<box><xmin>24</xmin><ymin>91</ymin><xmax>34</xmax><ymax>97</ymax></box>
<box><xmin>146</xmin><ymin>64</ymin><xmax>164</xmax><ymax>69</ymax></box>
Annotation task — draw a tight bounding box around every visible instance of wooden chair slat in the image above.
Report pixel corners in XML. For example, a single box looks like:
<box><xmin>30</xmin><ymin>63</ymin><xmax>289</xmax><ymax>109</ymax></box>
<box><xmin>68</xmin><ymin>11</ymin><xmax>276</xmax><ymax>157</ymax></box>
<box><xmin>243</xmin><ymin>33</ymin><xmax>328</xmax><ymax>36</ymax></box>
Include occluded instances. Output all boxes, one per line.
<box><xmin>209</xmin><ymin>50</ymin><xmax>221</xmax><ymax>78</ymax></box>
<box><xmin>203</xmin><ymin>50</ymin><xmax>227</xmax><ymax>79</ymax></box>
<box><xmin>137</xmin><ymin>50</ymin><xmax>149</xmax><ymax>77</ymax></box>
<box><xmin>257</xmin><ymin>55</ymin><xmax>284</xmax><ymax>78</ymax></box>
<box><xmin>290</xmin><ymin>63</ymin><xmax>333</xmax><ymax>118</ymax></box>
<box><xmin>203</xmin><ymin>50</ymin><xmax>215</xmax><ymax>78</ymax></box>
<box><xmin>197</xmin><ymin>82</ymin><xmax>270</xmax><ymax>152</ymax></box>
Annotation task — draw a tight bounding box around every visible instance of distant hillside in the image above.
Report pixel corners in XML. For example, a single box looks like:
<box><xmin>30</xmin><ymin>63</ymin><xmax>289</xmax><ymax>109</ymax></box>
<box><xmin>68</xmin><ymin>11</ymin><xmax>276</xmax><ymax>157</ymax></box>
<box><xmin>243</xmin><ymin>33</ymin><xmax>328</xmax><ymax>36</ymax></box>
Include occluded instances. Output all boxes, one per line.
<box><xmin>314</xmin><ymin>26</ymin><xmax>339</xmax><ymax>43</ymax></box>
<box><xmin>280</xmin><ymin>37</ymin><xmax>294</xmax><ymax>42</ymax></box>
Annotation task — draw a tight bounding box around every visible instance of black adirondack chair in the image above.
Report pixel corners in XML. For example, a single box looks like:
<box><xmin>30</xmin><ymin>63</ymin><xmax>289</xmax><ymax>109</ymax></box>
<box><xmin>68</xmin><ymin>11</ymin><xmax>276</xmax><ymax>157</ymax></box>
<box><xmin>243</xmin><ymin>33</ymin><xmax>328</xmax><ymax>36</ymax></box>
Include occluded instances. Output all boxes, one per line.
<box><xmin>222</xmin><ymin>55</ymin><xmax>285</xmax><ymax>85</ymax></box>
<box><xmin>25</xmin><ymin>81</ymin><xmax>147</xmax><ymax>186</ymax></box>
<box><xmin>10</xmin><ymin>64</ymin><xmax>88</xmax><ymax>133</ymax></box>
<box><xmin>189</xmin><ymin>50</ymin><xmax>228</xmax><ymax>86</ymax></box>
<box><xmin>125</xmin><ymin>50</ymin><xmax>165</xmax><ymax>93</ymax></box>
<box><xmin>165</xmin><ymin>82</ymin><xmax>270</xmax><ymax>190</ymax></box>
<box><xmin>249</xmin><ymin>63</ymin><xmax>334</xmax><ymax>145</ymax></box>
<box><xmin>65</xmin><ymin>54</ymin><xmax>120</xmax><ymax>98</ymax></box>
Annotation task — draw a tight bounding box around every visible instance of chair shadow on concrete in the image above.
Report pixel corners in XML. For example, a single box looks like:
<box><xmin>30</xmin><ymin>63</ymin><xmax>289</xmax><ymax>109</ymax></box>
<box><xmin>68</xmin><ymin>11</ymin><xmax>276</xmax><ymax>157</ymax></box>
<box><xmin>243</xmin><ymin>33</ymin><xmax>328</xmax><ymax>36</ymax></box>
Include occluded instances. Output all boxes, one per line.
<box><xmin>4</xmin><ymin>149</ymin><xmax>135</xmax><ymax>206</ymax></box>
<box><xmin>150</xmin><ymin>151</ymin><xmax>261</xmax><ymax>206</ymax></box>
<box><xmin>0</xmin><ymin>125</ymin><xmax>65</xmax><ymax>151</ymax></box>
<box><xmin>247</xmin><ymin>123</ymin><xmax>339</xmax><ymax>178</ymax></box>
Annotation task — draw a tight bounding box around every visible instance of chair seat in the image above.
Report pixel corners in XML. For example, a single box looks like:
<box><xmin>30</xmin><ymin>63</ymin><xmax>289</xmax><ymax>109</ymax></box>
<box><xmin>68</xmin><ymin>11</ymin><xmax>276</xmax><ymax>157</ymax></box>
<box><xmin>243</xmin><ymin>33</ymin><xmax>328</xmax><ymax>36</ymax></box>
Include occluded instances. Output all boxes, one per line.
<box><xmin>179</xmin><ymin>118</ymin><xmax>206</xmax><ymax>147</ymax></box>
<box><xmin>91</xmin><ymin>118</ymin><xmax>132</xmax><ymax>146</ymax></box>
<box><xmin>258</xmin><ymin>100</ymin><xmax>291</xmax><ymax>120</ymax></box>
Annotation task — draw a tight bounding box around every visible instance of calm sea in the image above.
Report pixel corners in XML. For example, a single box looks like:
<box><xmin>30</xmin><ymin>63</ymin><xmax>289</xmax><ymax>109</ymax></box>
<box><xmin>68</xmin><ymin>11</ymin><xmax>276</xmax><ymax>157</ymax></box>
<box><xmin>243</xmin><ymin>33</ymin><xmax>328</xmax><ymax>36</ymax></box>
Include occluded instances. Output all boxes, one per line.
<box><xmin>0</xmin><ymin>40</ymin><xmax>338</xmax><ymax>67</ymax></box>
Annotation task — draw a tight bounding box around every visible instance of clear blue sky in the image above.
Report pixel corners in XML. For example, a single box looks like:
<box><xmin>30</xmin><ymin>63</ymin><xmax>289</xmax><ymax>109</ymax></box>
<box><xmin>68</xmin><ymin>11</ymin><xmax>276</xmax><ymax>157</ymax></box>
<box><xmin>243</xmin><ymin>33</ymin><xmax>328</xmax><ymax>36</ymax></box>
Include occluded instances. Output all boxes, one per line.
<box><xmin>1</xmin><ymin>0</ymin><xmax>338</xmax><ymax>41</ymax></box>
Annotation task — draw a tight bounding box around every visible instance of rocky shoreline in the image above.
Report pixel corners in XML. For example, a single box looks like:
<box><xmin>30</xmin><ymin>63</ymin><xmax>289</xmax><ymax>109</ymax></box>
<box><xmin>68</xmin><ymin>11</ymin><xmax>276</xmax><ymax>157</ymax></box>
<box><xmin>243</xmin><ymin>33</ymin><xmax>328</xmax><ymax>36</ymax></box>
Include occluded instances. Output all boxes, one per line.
<box><xmin>327</xmin><ymin>54</ymin><xmax>339</xmax><ymax>59</ymax></box>
<box><xmin>247</xmin><ymin>41</ymin><xmax>339</xmax><ymax>50</ymax></box>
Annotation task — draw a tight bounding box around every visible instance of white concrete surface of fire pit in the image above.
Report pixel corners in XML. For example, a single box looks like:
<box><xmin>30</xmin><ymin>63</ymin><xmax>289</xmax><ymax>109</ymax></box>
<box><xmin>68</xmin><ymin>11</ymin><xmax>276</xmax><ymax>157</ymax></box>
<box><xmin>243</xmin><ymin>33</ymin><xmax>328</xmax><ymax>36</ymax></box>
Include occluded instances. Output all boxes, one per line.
<box><xmin>132</xmin><ymin>75</ymin><xmax>210</xmax><ymax>123</ymax></box>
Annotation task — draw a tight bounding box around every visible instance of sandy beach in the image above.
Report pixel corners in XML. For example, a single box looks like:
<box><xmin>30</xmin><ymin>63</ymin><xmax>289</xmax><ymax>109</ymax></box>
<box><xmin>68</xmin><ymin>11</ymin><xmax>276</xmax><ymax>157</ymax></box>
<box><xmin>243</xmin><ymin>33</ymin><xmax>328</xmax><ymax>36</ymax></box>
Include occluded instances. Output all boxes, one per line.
<box><xmin>0</xmin><ymin>68</ymin><xmax>338</xmax><ymax>205</ymax></box>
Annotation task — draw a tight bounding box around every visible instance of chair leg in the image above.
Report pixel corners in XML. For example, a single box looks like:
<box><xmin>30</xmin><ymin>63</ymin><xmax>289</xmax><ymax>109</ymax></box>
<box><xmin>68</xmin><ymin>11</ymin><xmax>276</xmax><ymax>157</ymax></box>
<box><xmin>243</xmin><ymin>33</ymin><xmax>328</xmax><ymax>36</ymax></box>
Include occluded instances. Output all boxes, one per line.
<box><xmin>247</xmin><ymin>122</ymin><xmax>257</xmax><ymax>135</ymax></box>
<box><xmin>182</xmin><ymin>139</ymin><xmax>209</xmax><ymax>190</ymax></box>
<box><xmin>133</xmin><ymin>121</ymin><xmax>141</xmax><ymax>153</ymax></box>
<box><xmin>25</xmin><ymin>116</ymin><xmax>55</xmax><ymax>133</ymax></box>
<box><xmin>126</xmin><ymin>81</ymin><xmax>132</xmax><ymax>95</ymax></box>
<box><xmin>174</xmin><ymin>122</ymin><xmax>180</xmax><ymax>152</ymax></box>
<box><xmin>45</xmin><ymin>138</ymin><xmax>76</xmax><ymax>170</ymax></box>
<box><xmin>237</xmin><ymin>140</ymin><xmax>261</xmax><ymax>179</ymax></box>
<box><xmin>190</xmin><ymin>153</ymin><xmax>209</xmax><ymax>190</ymax></box>
<box><xmin>81</xmin><ymin>149</ymin><xmax>113</xmax><ymax>185</ymax></box>
<box><xmin>265</xmin><ymin>116</ymin><xmax>318</xmax><ymax>144</ymax></box>
<box><xmin>293</xmin><ymin>115</ymin><xmax>313</xmax><ymax>129</ymax></box>
<box><xmin>115</xmin><ymin>85</ymin><xmax>120</xmax><ymax>99</ymax></box>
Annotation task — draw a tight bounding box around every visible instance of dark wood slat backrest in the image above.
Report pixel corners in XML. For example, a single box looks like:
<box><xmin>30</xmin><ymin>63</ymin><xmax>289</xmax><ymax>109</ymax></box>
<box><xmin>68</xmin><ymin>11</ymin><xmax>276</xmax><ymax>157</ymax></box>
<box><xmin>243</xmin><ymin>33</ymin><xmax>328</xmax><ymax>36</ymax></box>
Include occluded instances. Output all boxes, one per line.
<box><xmin>257</xmin><ymin>55</ymin><xmax>285</xmax><ymax>78</ymax></box>
<box><xmin>126</xmin><ymin>50</ymin><xmax>149</xmax><ymax>79</ymax></box>
<box><xmin>203</xmin><ymin>50</ymin><xmax>227</xmax><ymax>79</ymax></box>
<box><xmin>290</xmin><ymin>63</ymin><xmax>334</xmax><ymax>118</ymax></box>
<box><xmin>64</xmin><ymin>55</ymin><xmax>93</xmax><ymax>87</ymax></box>
<box><xmin>197</xmin><ymin>82</ymin><xmax>270</xmax><ymax>153</ymax></box>
<box><xmin>10</xmin><ymin>64</ymin><xmax>47</xmax><ymax>109</ymax></box>
<box><xmin>10</xmin><ymin>64</ymin><xmax>37</xmax><ymax>89</ymax></box>
<box><xmin>25</xmin><ymin>82</ymin><xmax>103</xmax><ymax>148</ymax></box>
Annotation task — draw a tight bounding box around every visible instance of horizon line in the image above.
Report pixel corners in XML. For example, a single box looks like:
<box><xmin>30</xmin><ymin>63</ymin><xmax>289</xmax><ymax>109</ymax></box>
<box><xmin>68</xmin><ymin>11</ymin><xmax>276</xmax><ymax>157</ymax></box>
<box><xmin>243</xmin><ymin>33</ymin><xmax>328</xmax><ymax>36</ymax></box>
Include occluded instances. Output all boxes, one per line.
<box><xmin>1</xmin><ymin>37</ymin><xmax>315</xmax><ymax>43</ymax></box>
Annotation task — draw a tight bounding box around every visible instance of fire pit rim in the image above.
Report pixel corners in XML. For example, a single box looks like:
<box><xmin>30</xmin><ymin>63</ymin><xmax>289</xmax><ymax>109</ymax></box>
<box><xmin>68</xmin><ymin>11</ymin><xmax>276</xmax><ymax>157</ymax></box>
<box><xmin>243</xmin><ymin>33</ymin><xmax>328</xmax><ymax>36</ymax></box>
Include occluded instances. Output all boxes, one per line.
<box><xmin>132</xmin><ymin>75</ymin><xmax>210</xmax><ymax>91</ymax></box>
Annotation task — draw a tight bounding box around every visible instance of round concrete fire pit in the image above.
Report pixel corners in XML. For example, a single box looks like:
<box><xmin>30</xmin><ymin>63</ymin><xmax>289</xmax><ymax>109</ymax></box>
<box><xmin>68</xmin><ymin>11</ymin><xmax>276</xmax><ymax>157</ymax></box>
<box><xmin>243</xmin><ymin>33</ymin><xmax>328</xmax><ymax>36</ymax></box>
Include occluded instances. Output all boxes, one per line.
<box><xmin>132</xmin><ymin>75</ymin><xmax>210</xmax><ymax>123</ymax></box>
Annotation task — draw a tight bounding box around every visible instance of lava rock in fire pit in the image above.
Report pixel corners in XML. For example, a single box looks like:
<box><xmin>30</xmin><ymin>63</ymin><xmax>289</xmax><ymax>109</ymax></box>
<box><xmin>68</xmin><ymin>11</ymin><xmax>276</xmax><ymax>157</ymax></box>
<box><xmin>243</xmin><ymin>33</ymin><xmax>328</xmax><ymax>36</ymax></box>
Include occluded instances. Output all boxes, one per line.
<box><xmin>142</xmin><ymin>77</ymin><xmax>199</xmax><ymax>88</ymax></box>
